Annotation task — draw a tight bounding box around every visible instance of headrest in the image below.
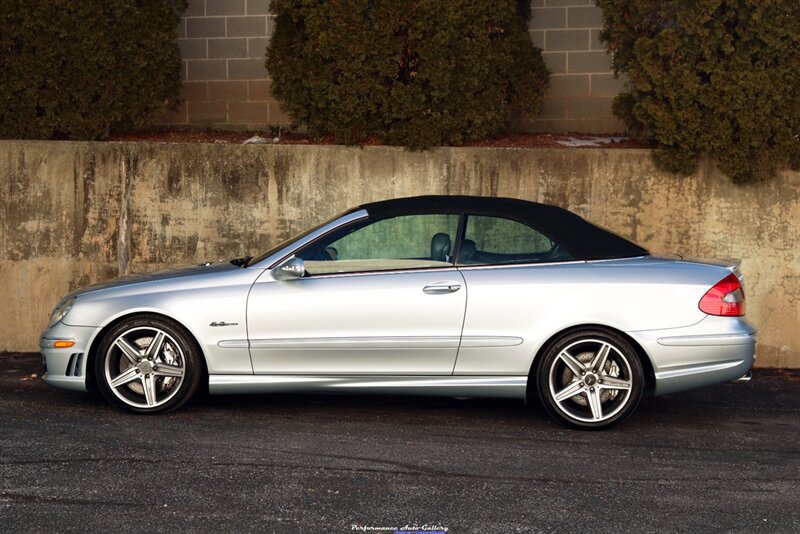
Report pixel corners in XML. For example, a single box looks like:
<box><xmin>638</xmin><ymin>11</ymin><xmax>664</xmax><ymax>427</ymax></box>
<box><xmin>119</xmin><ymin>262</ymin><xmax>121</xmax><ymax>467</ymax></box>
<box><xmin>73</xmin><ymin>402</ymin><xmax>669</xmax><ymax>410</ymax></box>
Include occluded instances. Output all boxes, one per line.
<box><xmin>431</xmin><ymin>233</ymin><xmax>451</xmax><ymax>261</ymax></box>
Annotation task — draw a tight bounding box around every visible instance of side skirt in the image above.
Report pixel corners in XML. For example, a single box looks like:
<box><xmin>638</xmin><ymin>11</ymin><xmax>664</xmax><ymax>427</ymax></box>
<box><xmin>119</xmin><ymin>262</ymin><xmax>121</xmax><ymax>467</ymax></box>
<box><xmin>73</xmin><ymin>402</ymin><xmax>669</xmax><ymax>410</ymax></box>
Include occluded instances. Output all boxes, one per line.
<box><xmin>208</xmin><ymin>375</ymin><xmax>528</xmax><ymax>399</ymax></box>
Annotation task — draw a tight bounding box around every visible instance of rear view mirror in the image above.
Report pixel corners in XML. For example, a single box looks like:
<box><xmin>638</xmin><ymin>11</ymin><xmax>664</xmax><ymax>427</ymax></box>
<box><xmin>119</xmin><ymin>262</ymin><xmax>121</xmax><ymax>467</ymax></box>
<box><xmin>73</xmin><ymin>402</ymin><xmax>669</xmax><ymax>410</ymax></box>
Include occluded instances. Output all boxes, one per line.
<box><xmin>272</xmin><ymin>256</ymin><xmax>305</xmax><ymax>281</ymax></box>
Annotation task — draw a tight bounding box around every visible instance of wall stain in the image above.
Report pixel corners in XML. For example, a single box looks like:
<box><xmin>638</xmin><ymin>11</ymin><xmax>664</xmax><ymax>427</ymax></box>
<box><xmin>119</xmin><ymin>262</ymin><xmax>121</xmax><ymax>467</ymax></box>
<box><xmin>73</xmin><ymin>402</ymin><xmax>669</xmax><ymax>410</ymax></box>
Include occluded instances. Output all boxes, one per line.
<box><xmin>167</xmin><ymin>161</ymin><xmax>182</xmax><ymax>194</ymax></box>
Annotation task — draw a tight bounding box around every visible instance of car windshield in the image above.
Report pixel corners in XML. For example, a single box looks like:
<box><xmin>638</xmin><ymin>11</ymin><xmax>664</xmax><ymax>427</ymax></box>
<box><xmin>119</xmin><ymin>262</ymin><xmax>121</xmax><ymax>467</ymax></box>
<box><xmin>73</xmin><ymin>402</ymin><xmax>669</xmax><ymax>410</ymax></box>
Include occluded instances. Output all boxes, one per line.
<box><xmin>243</xmin><ymin>211</ymin><xmax>352</xmax><ymax>268</ymax></box>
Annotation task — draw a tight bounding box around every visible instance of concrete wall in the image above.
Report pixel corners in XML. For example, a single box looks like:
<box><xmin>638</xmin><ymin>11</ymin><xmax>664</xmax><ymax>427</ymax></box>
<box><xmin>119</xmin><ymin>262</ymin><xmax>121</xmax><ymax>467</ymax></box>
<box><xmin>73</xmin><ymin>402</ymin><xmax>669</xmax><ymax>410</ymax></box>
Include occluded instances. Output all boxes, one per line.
<box><xmin>1</xmin><ymin>141</ymin><xmax>797</xmax><ymax>367</ymax></box>
<box><xmin>160</xmin><ymin>0</ymin><xmax>623</xmax><ymax>133</ymax></box>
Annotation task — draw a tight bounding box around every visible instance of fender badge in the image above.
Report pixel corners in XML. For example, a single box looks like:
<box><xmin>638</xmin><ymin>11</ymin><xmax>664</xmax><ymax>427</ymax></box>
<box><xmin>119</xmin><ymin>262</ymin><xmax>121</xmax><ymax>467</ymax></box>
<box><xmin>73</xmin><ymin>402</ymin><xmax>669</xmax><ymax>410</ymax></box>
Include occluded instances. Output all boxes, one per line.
<box><xmin>210</xmin><ymin>321</ymin><xmax>238</xmax><ymax>327</ymax></box>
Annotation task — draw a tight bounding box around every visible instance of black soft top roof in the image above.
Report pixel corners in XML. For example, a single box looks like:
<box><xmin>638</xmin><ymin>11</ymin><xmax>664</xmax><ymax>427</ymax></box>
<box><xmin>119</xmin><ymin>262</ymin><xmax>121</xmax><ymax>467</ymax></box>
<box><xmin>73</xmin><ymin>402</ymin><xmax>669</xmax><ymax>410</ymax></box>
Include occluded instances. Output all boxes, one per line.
<box><xmin>360</xmin><ymin>195</ymin><xmax>647</xmax><ymax>261</ymax></box>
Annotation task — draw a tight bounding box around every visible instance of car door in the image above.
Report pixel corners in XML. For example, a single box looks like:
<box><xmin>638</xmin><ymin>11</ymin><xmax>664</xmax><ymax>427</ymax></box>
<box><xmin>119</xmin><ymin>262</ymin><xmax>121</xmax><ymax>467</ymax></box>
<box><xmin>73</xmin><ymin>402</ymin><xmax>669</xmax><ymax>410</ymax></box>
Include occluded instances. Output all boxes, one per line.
<box><xmin>246</xmin><ymin>212</ymin><xmax>467</xmax><ymax>375</ymax></box>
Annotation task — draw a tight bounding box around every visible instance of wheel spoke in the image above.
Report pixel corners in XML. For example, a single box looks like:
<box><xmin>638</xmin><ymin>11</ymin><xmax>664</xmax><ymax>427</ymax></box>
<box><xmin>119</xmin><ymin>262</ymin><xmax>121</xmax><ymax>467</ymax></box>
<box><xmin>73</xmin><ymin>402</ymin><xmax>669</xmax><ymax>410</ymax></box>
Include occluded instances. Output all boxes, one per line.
<box><xmin>599</xmin><ymin>375</ymin><xmax>632</xmax><ymax>390</ymax></box>
<box><xmin>109</xmin><ymin>367</ymin><xmax>139</xmax><ymax>389</ymax></box>
<box><xmin>116</xmin><ymin>338</ymin><xmax>141</xmax><ymax>365</ymax></box>
<box><xmin>558</xmin><ymin>349</ymin><xmax>585</xmax><ymax>377</ymax></box>
<box><xmin>586</xmin><ymin>389</ymin><xmax>603</xmax><ymax>420</ymax></box>
<box><xmin>590</xmin><ymin>343</ymin><xmax>611</xmax><ymax>373</ymax></box>
<box><xmin>153</xmin><ymin>362</ymin><xmax>183</xmax><ymax>378</ymax></box>
<box><xmin>145</xmin><ymin>331</ymin><xmax>165</xmax><ymax>360</ymax></box>
<box><xmin>142</xmin><ymin>374</ymin><xmax>158</xmax><ymax>406</ymax></box>
<box><xmin>554</xmin><ymin>380</ymin><xmax>585</xmax><ymax>402</ymax></box>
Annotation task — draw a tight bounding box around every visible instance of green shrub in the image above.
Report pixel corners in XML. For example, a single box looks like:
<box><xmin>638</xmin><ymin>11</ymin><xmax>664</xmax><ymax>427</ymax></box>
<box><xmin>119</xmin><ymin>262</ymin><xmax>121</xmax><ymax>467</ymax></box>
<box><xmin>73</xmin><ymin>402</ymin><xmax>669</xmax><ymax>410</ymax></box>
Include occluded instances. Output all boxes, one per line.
<box><xmin>0</xmin><ymin>1</ymin><xmax>185</xmax><ymax>140</ymax></box>
<box><xmin>597</xmin><ymin>0</ymin><xmax>800</xmax><ymax>183</ymax></box>
<box><xmin>266</xmin><ymin>0</ymin><xmax>549</xmax><ymax>149</ymax></box>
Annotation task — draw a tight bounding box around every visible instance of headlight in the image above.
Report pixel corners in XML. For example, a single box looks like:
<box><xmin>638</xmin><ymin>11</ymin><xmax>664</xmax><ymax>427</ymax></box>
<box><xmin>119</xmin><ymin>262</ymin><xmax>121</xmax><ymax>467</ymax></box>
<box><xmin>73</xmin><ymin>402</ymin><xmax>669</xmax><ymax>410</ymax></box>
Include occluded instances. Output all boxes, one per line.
<box><xmin>48</xmin><ymin>297</ymin><xmax>76</xmax><ymax>328</ymax></box>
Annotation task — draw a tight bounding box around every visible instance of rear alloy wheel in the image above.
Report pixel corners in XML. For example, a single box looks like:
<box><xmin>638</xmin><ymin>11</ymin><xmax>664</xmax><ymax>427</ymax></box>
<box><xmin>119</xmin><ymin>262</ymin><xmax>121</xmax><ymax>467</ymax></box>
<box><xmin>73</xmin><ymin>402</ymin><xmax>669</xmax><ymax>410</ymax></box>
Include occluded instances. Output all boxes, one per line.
<box><xmin>537</xmin><ymin>330</ymin><xmax>644</xmax><ymax>429</ymax></box>
<box><xmin>95</xmin><ymin>316</ymin><xmax>202</xmax><ymax>414</ymax></box>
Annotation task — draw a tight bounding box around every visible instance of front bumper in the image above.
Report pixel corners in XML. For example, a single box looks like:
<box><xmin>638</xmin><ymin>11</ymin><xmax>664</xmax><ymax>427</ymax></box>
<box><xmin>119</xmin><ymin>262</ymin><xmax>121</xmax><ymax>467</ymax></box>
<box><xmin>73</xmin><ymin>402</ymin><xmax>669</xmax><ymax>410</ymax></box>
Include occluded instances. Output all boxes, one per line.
<box><xmin>40</xmin><ymin>322</ymin><xmax>99</xmax><ymax>392</ymax></box>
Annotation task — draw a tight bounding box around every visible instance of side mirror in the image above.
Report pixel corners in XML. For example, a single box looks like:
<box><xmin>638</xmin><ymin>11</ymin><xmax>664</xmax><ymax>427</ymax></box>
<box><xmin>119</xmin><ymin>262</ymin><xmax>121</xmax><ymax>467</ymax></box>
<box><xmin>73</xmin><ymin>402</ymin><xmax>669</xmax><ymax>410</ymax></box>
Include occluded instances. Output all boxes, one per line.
<box><xmin>272</xmin><ymin>256</ymin><xmax>305</xmax><ymax>281</ymax></box>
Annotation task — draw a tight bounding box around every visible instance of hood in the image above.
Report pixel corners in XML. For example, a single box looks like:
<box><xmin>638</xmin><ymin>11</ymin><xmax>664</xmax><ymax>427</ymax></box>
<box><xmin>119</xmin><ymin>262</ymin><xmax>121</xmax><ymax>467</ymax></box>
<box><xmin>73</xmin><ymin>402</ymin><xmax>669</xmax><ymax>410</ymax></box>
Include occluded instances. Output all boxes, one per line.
<box><xmin>65</xmin><ymin>261</ymin><xmax>241</xmax><ymax>299</ymax></box>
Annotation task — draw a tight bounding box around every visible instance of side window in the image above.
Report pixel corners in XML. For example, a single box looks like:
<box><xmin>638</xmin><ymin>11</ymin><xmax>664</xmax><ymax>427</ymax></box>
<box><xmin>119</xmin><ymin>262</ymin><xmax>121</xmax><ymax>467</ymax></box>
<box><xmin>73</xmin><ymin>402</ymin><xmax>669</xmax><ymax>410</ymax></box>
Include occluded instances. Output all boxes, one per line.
<box><xmin>298</xmin><ymin>214</ymin><xmax>460</xmax><ymax>275</ymax></box>
<box><xmin>459</xmin><ymin>215</ymin><xmax>572</xmax><ymax>266</ymax></box>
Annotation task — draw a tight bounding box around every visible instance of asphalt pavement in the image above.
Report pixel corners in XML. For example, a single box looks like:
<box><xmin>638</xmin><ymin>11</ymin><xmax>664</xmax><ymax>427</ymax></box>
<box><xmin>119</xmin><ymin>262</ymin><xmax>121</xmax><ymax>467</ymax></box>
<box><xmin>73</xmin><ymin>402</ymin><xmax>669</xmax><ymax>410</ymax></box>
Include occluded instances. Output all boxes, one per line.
<box><xmin>1</xmin><ymin>352</ymin><xmax>798</xmax><ymax>533</ymax></box>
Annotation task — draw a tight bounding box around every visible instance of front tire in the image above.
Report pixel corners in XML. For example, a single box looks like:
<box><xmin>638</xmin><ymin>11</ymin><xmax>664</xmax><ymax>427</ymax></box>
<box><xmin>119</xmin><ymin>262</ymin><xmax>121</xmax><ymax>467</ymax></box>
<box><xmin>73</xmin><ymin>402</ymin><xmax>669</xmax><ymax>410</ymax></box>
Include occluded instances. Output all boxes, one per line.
<box><xmin>537</xmin><ymin>329</ymin><xmax>644</xmax><ymax>430</ymax></box>
<box><xmin>95</xmin><ymin>315</ymin><xmax>203</xmax><ymax>414</ymax></box>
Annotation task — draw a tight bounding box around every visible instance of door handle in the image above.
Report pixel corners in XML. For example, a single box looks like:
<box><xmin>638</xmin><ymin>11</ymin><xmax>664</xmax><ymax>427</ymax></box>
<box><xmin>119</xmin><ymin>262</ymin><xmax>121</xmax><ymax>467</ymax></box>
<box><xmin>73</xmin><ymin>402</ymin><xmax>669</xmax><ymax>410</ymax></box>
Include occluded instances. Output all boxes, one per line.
<box><xmin>423</xmin><ymin>282</ymin><xmax>461</xmax><ymax>294</ymax></box>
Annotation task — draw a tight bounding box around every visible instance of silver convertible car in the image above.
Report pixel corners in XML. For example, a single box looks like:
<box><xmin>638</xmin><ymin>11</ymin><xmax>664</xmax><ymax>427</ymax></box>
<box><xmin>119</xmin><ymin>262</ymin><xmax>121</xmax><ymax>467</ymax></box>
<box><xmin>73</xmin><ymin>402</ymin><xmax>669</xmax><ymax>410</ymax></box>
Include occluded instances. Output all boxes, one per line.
<box><xmin>41</xmin><ymin>196</ymin><xmax>756</xmax><ymax>429</ymax></box>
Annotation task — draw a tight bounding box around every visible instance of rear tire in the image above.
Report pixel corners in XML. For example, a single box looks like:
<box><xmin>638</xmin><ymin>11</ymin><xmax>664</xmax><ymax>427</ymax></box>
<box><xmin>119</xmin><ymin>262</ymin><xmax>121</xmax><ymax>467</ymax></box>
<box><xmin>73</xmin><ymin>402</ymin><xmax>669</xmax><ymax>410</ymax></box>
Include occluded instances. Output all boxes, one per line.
<box><xmin>537</xmin><ymin>329</ymin><xmax>644</xmax><ymax>430</ymax></box>
<box><xmin>94</xmin><ymin>315</ymin><xmax>202</xmax><ymax>414</ymax></box>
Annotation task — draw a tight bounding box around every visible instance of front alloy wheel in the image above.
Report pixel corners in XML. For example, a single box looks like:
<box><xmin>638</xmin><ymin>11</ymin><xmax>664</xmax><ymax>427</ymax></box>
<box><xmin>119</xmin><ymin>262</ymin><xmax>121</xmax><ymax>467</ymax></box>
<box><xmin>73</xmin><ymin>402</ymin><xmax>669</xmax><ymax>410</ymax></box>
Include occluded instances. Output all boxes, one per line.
<box><xmin>537</xmin><ymin>330</ymin><xmax>644</xmax><ymax>429</ymax></box>
<box><xmin>95</xmin><ymin>316</ymin><xmax>202</xmax><ymax>414</ymax></box>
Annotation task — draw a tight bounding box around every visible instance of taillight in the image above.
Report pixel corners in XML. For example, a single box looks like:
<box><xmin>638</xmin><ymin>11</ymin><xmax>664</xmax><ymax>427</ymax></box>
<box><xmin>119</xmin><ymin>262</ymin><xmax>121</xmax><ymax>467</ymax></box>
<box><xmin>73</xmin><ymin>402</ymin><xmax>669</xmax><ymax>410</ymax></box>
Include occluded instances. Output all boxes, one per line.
<box><xmin>699</xmin><ymin>273</ymin><xmax>745</xmax><ymax>316</ymax></box>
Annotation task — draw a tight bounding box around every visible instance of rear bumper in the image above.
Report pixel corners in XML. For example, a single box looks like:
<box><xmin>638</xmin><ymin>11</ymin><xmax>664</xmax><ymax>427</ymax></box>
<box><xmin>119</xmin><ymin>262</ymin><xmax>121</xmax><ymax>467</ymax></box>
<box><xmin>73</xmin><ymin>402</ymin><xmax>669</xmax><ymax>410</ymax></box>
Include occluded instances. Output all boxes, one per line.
<box><xmin>629</xmin><ymin>316</ymin><xmax>756</xmax><ymax>396</ymax></box>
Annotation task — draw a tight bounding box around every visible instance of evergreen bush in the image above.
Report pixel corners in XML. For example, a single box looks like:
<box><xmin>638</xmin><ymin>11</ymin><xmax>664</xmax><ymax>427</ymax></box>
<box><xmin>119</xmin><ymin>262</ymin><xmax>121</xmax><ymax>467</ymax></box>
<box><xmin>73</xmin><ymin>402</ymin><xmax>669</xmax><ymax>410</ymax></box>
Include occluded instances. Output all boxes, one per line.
<box><xmin>266</xmin><ymin>0</ymin><xmax>549</xmax><ymax>149</ymax></box>
<box><xmin>597</xmin><ymin>0</ymin><xmax>800</xmax><ymax>183</ymax></box>
<box><xmin>0</xmin><ymin>1</ymin><xmax>185</xmax><ymax>140</ymax></box>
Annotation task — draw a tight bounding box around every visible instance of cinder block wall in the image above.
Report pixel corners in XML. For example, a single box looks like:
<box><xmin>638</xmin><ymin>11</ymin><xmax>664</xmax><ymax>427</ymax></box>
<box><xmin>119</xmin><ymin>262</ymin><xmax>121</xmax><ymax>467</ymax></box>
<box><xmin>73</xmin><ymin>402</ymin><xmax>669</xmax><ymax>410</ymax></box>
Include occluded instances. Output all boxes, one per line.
<box><xmin>160</xmin><ymin>0</ymin><xmax>626</xmax><ymax>134</ymax></box>
<box><xmin>162</xmin><ymin>0</ymin><xmax>288</xmax><ymax>128</ymax></box>
<box><xmin>526</xmin><ymin>0</ymin><xmax>626</xmax><ymax>133</ymax></box>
